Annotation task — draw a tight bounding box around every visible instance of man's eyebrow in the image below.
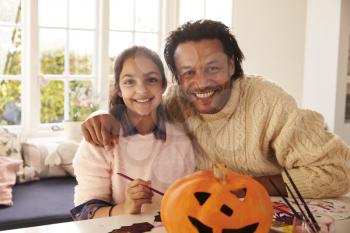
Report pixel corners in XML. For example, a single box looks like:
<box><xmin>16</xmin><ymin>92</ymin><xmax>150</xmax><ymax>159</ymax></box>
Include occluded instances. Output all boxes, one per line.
<box><xmin>205</xmin><ymin>59</ymin><xmax>220</xmax><ymax>66</ymax></box>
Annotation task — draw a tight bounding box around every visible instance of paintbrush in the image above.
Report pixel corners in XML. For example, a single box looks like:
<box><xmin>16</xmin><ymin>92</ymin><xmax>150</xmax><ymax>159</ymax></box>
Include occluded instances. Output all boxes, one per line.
<box><xmin>283</xmin><ymin>168</ymin><xmax>320</xmax><ymax>232</ymax></box>
<box><xmin>269</xmin><ymin>178</ymin><xmax>319</xmax><ymax>233</ymax></box>
<box><xmin>269</xmin><ymin>178</ymin><xmax>301</xmax><ymax>219</ymax></box>
<box><xmin>116</xmin><ymin>172</ymin><xmax>164</xmax><ymax>196</ymax></box>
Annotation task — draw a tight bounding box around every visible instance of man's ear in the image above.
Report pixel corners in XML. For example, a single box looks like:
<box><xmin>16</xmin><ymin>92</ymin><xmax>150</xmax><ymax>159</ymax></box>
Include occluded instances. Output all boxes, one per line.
<box><xmin>229</xmin><ymin>56</ymin><xmax>235</xmax><ymax>77</ymax></box>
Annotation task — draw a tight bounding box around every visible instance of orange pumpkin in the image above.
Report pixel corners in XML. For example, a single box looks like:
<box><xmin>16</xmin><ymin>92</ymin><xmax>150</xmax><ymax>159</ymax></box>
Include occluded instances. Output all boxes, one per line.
<box><xmin>161</xmin><ymin>164</ymin><xmax>273</xmax><ymax>233</ymax></box>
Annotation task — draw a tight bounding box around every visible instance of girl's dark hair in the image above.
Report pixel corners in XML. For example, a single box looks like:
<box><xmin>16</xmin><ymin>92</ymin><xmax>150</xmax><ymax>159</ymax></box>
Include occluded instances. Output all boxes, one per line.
<box><xmin>164</xmin><ymin>19</ymin><xmax>244</xmax><ymax>82</ymax></box>
<box><xmin>109</xmin><ymin>46</ymin><xmax>167</xmax><ymax>118</ymax></box>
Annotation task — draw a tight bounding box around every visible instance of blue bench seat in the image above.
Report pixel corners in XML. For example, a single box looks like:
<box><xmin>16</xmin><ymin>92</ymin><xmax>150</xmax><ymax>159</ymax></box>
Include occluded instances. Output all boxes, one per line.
<box><xmin>0</xmin><ymin>177</ymin><xmax>76</xmax><ymax>231</ymax></box>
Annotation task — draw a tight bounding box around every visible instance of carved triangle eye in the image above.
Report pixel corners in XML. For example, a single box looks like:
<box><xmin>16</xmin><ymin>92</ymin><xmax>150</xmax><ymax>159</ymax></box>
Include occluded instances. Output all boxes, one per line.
<box><xmin>230</xmin><ymin>188</ymin><xmax>247</xmax><ymax>201</ymax></box>
<box><xmin>194</xmin><ymin>192</ymin><xmax>211</xmax><ymax>205</ymax></box>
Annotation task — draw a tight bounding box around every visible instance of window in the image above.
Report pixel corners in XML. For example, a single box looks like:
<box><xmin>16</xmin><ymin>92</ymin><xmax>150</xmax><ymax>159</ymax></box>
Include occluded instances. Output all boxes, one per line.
<box><xmin>38</xmin><ymin>0</ymin><xmax>97</xmax><ymax>124</ymax></box>
<box><xmin>109</xmin><ymin>0</ymin><xmax>161</xmax><ymax>91</ymax></box>
<box><xmin>0</xmin><ymin>0</ymin><xmax>22</xmax><ymax>126</ymax></box>
<box><xmin>0</xmin><ymin>0</ymin><xmax>232</xmax><ymax>136</ymax></box>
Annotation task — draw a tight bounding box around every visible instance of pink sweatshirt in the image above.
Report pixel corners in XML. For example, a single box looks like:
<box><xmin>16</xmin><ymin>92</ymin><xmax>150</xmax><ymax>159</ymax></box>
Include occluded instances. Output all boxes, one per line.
<box><xmin>73</xmin><ymin>122</ymin><xmax>195</xmax><ymax>213</ymax></box>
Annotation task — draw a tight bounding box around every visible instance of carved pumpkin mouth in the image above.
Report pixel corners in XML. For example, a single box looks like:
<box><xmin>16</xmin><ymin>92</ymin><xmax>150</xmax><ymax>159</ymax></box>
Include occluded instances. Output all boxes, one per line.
<box><xmin>188</xmin><ymin>216</ymin><xmax>259</xmax><ymax>233</ymax></box>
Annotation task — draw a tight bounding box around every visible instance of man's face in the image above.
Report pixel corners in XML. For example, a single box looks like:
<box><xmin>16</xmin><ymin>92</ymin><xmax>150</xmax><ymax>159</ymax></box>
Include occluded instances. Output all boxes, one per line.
<box><xmin>174</xmin><ymin>39</ymin><xmax>235</xmax><ymax>114</ymax></box>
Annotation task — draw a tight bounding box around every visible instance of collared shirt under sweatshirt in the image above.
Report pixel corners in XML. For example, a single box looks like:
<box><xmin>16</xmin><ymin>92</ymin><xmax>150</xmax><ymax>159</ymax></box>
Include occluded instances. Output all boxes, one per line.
<box><xmin>73</xmin><ymin>119</ymin><xmax>196</xmax><ymax>216</ymax></box>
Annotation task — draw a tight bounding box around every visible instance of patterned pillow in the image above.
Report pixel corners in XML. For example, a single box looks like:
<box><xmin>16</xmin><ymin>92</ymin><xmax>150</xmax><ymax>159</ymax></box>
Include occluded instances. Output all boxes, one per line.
<box><xmin>0</xmin><ymin>128</ymin><xmax>22</xmax><ymax>161</ymax></box>
<box><xmin>0</xmin><ymin>128</ymin><xmax>27</xmax><ymax>183</ymax></box>
<box><xmin>21</xmin><ymin>142</ymin><xmax>68</xmax><ymax>179</ymax></box>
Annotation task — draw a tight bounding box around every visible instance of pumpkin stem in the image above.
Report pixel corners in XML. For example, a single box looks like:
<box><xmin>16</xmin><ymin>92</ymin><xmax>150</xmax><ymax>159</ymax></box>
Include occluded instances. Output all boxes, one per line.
<box><xmin>213</xmin><ymin>163</ymin><xmax>230</xmax><ymax>180</ymax></box>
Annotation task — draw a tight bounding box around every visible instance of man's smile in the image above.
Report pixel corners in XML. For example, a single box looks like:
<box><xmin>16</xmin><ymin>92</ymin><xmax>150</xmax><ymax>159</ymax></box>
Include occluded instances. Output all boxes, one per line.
<box><xmin>192</xmin><ymin>90</ymin><xmax>216</xmax><ymax>99</ymax></box>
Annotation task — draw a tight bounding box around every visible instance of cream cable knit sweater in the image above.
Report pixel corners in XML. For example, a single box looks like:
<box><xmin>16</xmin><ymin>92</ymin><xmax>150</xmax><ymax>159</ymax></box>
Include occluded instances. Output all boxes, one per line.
<box><xmin>165</xmin><ymin>75</ymin><xmax>350</xmax><ymax>198</ymax></box>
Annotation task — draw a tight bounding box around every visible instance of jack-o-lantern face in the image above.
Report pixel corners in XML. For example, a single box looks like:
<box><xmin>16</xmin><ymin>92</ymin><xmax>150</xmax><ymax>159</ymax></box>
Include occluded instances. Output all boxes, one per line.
<box><xmin>161</xmin><ymin>165</ymin><xmax>273</xmax><ymax>233</ymax></box>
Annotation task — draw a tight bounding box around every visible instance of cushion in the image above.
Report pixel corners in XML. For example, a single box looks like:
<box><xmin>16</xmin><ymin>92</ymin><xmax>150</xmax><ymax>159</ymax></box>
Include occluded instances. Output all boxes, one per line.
<box><xmin>0</xmin><ymin>157</ymin><xmax>21</xmax><ymax>206</ymax></box>
<box><xmin>21</xmin><ymin>142</ymin><xmax>67</xmax><ymax>178</ymax></box>
<box><xmin>45</xmin><ymin>141</ymin><xmax>79</xmax><ymax>177</ymax></box>
<box><xmin>0</xmin><ymin>129</ymin><xmax>64</xmax><ymax>183</ymax></box>
<box><xmin>0</xmin><ymin>177</ymin><xmax>77</xmax><ymax>230</ymax></box>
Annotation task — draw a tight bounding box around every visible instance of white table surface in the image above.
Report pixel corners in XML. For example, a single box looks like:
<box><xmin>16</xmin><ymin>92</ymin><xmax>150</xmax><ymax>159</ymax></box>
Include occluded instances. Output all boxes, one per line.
<box><xmin>2</xmin><ymin>213</ymin><xmax>165</xmax><ymax>233</ymax></box>
<box><xmin>3</xmin><ymin>194</ymin><xmax>350</xmax><ymax>233</ymax></box>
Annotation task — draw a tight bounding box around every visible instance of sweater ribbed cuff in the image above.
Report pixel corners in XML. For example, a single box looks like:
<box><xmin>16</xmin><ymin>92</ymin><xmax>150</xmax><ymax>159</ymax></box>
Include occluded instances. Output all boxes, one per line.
<box><xmin>281</xmin><ymin>169</ymin><xmax>314</xmax><ymax>199</ymax></box>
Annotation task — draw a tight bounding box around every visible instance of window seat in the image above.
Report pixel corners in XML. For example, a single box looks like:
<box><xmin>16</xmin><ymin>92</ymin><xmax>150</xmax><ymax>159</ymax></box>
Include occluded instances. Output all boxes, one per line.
<box><xmin>0</xmin><ymin>177</ymin><xmax>76</xmax><ymax>231</ymax></box>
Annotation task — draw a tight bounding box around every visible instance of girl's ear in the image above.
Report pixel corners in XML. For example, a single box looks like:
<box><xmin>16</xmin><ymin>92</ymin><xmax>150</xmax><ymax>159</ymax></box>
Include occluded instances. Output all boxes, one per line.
<box><xmin>117</xmin><ymin>89</ymin><xmax>122</xmax><ymax>97</ymax></box>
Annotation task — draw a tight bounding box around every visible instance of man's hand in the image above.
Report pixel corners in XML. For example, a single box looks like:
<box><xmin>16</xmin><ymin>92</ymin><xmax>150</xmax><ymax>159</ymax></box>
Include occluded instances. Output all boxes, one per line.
<box><xmin>254</xmin><ymin>174</ymin><xmax>287</xmax><ymax>196</ymax></box>
<box><xmin>81</xmin><ymin>114</ymin><xmax>119</xmax><ymax>149</ymax></box>
<box><xmin>254</xmin><ymin>175</ymin><xmax>288</xmax><ymax>197</ymax></box>
<box><xmin>124</xmin><ymin>179</ymin><xmax>153</xmax><ymax>214</ymax></box>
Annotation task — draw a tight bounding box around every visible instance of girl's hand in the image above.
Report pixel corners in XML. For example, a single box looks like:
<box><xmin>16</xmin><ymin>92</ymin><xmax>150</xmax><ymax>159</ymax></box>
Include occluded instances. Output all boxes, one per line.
<box><xmin>124</xmin><ymin>179</ymin><xmax>153</xmax><ymax>214</ymax></box>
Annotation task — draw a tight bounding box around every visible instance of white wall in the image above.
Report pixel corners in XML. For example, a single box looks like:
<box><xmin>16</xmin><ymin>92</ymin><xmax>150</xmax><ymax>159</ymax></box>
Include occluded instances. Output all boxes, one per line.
<box><xmin>337</xmin><ymin>0</ymin><xmax>350</xmax><ymax>144</ymax></box>
<box><xmin>233</xmin><ymin>0</ymin><xmax>307</xmax><ymax>106</ymax></box>
<box><xmin>302</xmin><ymin>0</ymin><xmax>342</xmax><ymax>131</ymax></box>
<box><xmin>302</xmin><ymin>0</ymin><xmax>350</xmax><ymax>145</ymax></box>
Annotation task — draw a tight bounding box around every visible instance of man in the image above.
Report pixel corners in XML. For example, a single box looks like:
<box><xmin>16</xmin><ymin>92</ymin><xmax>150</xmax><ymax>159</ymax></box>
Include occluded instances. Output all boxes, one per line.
<box><xmin>82</xmin><ymin>20</ymin><xmax>350</xmax><ymax>198</ymax></box>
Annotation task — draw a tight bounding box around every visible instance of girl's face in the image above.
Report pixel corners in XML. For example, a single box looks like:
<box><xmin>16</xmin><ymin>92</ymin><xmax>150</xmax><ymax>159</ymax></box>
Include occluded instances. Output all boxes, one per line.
<box><xmin>118</xmin><ymin>55</ymin><xmax>164</xmax><ymax>118</ymax></box>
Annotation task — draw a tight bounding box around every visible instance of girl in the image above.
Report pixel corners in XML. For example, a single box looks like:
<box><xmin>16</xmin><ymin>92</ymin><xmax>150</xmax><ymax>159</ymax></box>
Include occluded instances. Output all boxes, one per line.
<box><xmin>71</xmin><ymin>46</ymin><xmax>195</xmax><ymax>220</ymax></box>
